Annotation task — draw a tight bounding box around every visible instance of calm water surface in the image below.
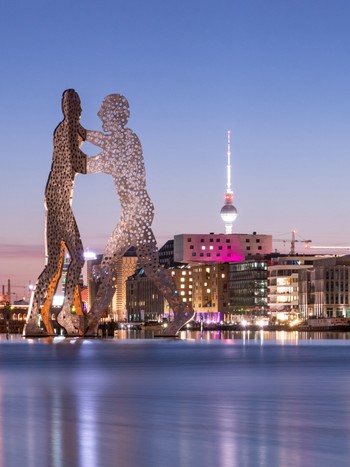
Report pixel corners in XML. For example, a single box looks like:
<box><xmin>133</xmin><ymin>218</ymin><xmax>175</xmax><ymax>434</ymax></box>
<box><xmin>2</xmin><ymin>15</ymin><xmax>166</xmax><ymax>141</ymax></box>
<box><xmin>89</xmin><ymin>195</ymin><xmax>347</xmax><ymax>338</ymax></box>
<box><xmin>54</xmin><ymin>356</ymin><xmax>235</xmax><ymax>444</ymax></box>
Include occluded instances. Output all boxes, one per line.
<box><xmin>0</xmin><ymin>331</ymin><xmax>350</xmax><ymax>467</ymax></box>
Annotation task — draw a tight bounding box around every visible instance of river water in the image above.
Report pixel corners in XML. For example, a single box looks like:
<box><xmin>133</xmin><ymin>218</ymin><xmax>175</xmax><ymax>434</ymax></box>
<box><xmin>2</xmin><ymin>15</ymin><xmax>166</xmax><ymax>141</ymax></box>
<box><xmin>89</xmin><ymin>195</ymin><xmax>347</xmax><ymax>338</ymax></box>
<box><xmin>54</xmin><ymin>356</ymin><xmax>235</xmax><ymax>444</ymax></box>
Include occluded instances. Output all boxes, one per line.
<box><xmin>0</xmin><ymin>331</ymin><xmax>350</xmax><ymax>467</ymax></box>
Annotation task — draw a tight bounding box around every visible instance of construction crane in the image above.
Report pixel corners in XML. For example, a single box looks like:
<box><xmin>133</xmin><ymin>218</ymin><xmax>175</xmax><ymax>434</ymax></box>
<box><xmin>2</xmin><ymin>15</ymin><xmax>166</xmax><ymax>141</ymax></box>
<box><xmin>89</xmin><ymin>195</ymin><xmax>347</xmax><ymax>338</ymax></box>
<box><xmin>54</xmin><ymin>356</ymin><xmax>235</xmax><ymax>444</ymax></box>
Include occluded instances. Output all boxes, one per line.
<box><xmin>273</xmin><ymin>230</ymin><xmax>312</xmax><ymax>255</ymax></box>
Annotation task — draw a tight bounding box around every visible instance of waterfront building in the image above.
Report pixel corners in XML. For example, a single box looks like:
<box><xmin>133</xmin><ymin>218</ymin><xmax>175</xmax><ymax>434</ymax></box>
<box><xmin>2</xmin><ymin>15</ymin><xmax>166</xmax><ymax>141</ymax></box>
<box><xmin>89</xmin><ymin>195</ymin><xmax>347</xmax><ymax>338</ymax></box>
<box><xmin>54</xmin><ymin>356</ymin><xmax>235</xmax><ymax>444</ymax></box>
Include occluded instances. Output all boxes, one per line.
<box><xmin>227</xmin><ymin>259</ymin><xmax>269</xmax><ymax>322</ymax></box>
<box><xmin>168</xmin><ymin>263</ymin><xmax>192</xmax><ymax>311</ymax></box>
<box><xmin>309</xmin><ymin>256</ymin><xmax>350</xmax><ymax>318</ymax></box>
<box><xmin>191</xmin><ymin>263</ymin><xmax>230</xmax><ymax>323</ymax></box>
<box><xmin>268</xmin><ymin>255</ymin><xmax>317</xmax><ymax>322</ymax></box>
<box><xmin>126</xmin><ymin>268</ymin><xmax>164</xmax><ymax>322</ymax></box>
<box><xmin>174</xmin><ymin>232</ymin><xmax>272</xmax><ymax>264</ymax></box>
<box><xmin>86</xmin><ymin>247</ymin><xmax>138</xmax><ymax>321</ymax></box>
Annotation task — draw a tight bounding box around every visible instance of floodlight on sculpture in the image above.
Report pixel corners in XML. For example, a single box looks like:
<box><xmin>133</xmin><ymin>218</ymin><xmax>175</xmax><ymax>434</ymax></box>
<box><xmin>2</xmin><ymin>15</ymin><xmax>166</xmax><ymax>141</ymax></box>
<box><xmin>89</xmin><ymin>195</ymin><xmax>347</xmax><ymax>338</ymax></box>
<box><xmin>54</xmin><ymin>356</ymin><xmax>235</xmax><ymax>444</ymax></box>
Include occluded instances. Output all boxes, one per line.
<box><xmin>24</xmin><ymin>89</ymin><xmax>87</xmax><ymax>337</ymax></box>
<box><xmin>85</xmin><ymin>94</ymin><xmax>194</xmax><ymax>336</ymax></box>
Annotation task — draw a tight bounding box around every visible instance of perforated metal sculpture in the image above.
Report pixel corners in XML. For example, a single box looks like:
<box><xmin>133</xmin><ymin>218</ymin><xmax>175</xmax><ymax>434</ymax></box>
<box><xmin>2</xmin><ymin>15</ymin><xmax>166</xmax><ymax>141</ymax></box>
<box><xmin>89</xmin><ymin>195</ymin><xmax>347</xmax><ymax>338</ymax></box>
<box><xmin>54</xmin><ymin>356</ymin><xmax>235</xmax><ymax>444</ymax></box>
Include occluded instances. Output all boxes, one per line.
<box><xmin>85</xmin><ymin>94</ymin><xmax>194</xmax><ymax>335</ymax></box>
<box><xmin>24</xmin><ymin>89</ymin><xmax>87</xmax><ymax>336</ymax></box>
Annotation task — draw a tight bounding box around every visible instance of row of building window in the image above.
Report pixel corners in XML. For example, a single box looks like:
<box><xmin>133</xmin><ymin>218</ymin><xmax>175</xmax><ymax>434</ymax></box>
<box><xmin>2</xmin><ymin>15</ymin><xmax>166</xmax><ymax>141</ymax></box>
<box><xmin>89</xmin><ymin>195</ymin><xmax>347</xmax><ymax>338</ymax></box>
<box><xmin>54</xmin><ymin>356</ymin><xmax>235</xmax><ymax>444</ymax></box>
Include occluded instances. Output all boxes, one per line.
<box><xmin>187</xmin><ymin>238</ymin><xmax>261</xmax><ymax>243</ymax></box>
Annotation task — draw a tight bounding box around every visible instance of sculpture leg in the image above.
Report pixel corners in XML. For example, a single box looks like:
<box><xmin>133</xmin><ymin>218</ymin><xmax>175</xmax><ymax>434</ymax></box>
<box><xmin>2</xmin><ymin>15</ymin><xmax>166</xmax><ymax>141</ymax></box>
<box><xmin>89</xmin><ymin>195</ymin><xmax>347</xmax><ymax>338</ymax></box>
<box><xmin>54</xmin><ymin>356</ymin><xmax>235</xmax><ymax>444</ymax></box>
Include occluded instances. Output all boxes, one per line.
<box><xmin>40</xmin><ymin>241</ymin><xmax>66</xmax><ymax>334</ymax></box>
<box><xmin>137</xmin><ymin>231</ymin><xmax>195</xmax><ymax>335</ymax></box>
<box><xmin>24</xmin><ymin>240</ymin><xmax>63</xmax><ymax>337</ymax></box>
<box><xmin>57</xmin><ymin>226</ymin><xmax>85</xmax><ymax>336</ymax></box>
<box><xmin>85</xmin><ymin>223</ymin><xmax>130</xmax><ymax>336</ymax></box>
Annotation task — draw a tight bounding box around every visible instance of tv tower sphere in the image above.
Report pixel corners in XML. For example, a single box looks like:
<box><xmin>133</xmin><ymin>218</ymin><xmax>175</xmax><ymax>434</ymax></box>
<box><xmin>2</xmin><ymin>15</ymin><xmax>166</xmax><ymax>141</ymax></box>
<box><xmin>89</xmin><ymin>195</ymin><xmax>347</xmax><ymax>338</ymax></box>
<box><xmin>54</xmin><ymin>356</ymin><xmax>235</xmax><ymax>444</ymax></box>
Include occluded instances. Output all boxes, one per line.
<box><xmin>220</xmin><ymin>130</ymin><xmax>237</xmax><ymax>234</ymax></box>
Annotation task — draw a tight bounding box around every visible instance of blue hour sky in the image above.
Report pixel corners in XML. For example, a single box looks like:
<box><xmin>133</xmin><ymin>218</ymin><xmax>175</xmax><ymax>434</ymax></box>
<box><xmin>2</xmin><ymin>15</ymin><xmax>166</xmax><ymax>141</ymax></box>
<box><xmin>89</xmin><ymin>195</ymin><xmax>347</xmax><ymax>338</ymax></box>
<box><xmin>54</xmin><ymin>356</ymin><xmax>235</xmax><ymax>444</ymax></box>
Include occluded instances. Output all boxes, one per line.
<box><xmin>1</xmin><ymin>0</ymin><xmax>350</xmax><ymax>291</ymax></box>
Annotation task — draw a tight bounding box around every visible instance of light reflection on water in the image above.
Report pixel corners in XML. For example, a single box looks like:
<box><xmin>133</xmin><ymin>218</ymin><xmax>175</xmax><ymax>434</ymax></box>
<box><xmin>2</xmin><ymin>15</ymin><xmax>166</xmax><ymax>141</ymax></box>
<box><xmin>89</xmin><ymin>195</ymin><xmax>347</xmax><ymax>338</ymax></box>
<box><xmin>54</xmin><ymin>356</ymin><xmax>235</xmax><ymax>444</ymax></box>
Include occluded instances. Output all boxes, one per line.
<box><xmin>0</xmin><ymin>335</ymin><xmax>349</xmax><ymax>467</ymax></box>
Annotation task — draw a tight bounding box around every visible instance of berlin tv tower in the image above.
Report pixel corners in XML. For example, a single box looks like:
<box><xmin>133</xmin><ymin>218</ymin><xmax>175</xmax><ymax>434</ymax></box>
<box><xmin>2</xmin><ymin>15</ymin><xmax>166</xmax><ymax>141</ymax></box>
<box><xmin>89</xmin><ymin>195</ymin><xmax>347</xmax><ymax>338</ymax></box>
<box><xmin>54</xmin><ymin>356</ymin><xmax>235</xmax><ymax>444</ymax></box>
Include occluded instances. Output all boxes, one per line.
<box><xmin>220</xmin><ymin>130</ymin><xmax>237</xmax><ymax>234</ymax></box>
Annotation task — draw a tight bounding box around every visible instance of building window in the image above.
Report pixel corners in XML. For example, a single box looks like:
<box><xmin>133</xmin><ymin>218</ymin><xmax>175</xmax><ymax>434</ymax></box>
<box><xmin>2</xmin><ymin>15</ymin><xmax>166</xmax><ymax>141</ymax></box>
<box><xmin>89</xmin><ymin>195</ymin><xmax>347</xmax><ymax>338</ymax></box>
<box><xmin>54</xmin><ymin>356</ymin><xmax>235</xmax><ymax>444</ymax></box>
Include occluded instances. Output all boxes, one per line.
<box><xmin>207</xmin><ymin>253</ymin><xmax>211</xmax><ymax>257</ymax></box>
<box><xmin>187</xmin><ymin>238</ymin><xmax>192</xmax><ymax>242</ymax></box>
<box><xmin>210</xmin><ymin>238</ymin><xmax>214</xmax><ymax>242</ymax></box>
<box><xmin>192</xmin><ymin>253</ymin><xmax>196</xmax><ymax>257</ymax></box>
<box><xmin>200</xmin><ymin>239</ymin><xmax>204</xmax><ymax>243</ymax></box>
<box><xmin>190</xmin><ymin>245</ymin><xmax>194</xmax><ymax>249</ymax></box>
<box><xmin>216</xmin><ymin>239</ymin><xmax>220</xmax><ymax>242</ymax></box>
<box><xmin>258</xmin><ymin>246</ymin><xmax>262</xmax><ymax>250</ymax></box>
<box><xmin>226</xmin><ymin>239</ymin><xmax>230</xmax><ymax>243</ymax></box>
<box><xmin>200</xmin><ymin>253</ymin><xmax>204</xmax><ymax>257</ymax></box>
<box><xmin>256</xmin><ymin>239</ymin><xmax>260</xmax><ymax>243</ymax></box>
<box><xmin>246</xmin><ymin>239</ymin><xmax>250</xmax><ymax>243</ymax></box>
<box><xmin>219</xmin><ymin>246</ymin><xmax>223</xmax><ymax>250</ymax></box>
<box><xmin>247</xmin><ymin>246</ymin><xmax>251</xmax><ymax>251</ymax></box>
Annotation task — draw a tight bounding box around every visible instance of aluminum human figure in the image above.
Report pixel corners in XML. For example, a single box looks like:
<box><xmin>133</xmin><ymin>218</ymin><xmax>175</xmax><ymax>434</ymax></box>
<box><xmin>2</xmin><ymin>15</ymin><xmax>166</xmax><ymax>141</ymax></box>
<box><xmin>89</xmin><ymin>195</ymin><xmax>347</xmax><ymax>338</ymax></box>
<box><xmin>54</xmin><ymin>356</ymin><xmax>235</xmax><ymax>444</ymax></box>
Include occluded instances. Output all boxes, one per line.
<box><xmin>24</xmin><ymin>89</ymin><xmax>87</xmax><ymax>336</ymax></box>
<box><xmin>85</xmin><ymin>94</ymin><xmax>194</xmax><ymax>335</ymax></box>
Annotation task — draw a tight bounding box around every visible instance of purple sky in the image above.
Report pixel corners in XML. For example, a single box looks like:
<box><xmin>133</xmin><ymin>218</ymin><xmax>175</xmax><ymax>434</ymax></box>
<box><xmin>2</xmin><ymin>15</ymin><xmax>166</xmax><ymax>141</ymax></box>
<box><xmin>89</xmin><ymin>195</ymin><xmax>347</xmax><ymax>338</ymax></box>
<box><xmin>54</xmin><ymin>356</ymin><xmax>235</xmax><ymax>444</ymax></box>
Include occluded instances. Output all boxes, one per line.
<box><xmin>1</xmin><ymin>0</ymin><xmax>350</xmax><ymax>294</ymax></box>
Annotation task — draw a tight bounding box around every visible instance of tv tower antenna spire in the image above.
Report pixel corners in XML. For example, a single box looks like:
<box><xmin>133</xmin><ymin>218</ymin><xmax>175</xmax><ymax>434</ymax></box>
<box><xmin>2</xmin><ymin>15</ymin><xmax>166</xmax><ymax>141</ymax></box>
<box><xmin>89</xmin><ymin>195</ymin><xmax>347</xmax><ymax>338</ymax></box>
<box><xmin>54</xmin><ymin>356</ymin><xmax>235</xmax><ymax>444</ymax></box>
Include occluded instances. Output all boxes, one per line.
<box><xmin>226</xmin><ymin>130</ymin><xmax>233</xmax><ymax>195</ymax></box>
<box><xmin>220</xmin><ymin>130</ymin><xmax>237</xmax><ymax>234</ymax></box>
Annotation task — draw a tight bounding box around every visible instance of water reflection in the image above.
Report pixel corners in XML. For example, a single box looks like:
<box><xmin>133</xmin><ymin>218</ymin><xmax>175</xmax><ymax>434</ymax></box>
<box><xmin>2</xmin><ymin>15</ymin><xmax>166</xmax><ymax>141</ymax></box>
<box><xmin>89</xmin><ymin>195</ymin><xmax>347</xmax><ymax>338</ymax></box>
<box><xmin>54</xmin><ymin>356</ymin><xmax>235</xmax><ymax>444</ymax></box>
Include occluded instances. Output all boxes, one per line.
<box><xmin>0</xmin><ymin>338</ymin><xmax>350</xmax><ymax>466</ymax></box>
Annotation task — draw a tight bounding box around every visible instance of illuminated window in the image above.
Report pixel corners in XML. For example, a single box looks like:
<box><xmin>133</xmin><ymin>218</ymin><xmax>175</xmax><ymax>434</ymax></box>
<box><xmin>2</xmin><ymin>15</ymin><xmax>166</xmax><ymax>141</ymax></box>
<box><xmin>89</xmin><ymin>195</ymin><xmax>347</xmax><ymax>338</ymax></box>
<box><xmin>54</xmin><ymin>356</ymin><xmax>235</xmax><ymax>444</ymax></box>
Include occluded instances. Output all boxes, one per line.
<box><xmin>201</xmin><ymin>246</ymin><xmax>206</xmax><ymax>250</ymax></box>
<box><xmin>206</xmin><ymin>268</ymin><xmax>210</xmax><ymax>273</ymax></box>
<box><xmin>207</xmin><ymin>289</ymin><xmax>211</xmax><ymax>293</ymax></box>
<box><xmin>181</xmin><ymin>278</ymin><xmax>185</xmax><ymax>282</ymax></box>
<box><xmin>221</xmin><ymin>274</ymin><xmax>225</xmax><ymax>278</ymax></box>
<box><xmin>180</xmin><ymin>291</ymin><xmax>185</xmax><ymax>296</ymax></box>
<box><xmin>181</xmin><ymin>284</ymin><xmax>185</xmax><ymax>289</ymax></box>
<box><xmin>182</xmin><ymin>271</ymin><xmax>187</xmax><ymax>276</ymax></box>
<box><xmin>209</xmin><ymin>246</ymin><xmax>213</xmax><ymax>250</ymax></box>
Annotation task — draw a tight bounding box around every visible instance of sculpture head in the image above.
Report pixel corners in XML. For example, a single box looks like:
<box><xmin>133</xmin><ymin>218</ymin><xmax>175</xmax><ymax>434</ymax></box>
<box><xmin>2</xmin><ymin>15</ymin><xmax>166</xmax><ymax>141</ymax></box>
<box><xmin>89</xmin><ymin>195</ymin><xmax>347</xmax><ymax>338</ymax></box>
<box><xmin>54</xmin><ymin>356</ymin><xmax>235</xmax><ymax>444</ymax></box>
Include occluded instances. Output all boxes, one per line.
<box><xmin>98</xmin><ymin>94</ymin><xmax>130</xmax><ymax>132</ymax></box>
<box><xmin>62</xmin><ymin>89</ymin><xmax>82</xmax><ymax>121</ymax></box>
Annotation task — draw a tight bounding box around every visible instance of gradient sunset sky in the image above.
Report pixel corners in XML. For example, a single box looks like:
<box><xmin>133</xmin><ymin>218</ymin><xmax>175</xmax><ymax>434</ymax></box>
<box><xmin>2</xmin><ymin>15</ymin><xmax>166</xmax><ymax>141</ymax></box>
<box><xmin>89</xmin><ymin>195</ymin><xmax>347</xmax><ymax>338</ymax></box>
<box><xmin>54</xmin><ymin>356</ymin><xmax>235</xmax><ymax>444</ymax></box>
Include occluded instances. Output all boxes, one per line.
<box><xmin>1</xmin><ymin>0</ymin><xmax>350</xmax><ymax>295</ymax></box>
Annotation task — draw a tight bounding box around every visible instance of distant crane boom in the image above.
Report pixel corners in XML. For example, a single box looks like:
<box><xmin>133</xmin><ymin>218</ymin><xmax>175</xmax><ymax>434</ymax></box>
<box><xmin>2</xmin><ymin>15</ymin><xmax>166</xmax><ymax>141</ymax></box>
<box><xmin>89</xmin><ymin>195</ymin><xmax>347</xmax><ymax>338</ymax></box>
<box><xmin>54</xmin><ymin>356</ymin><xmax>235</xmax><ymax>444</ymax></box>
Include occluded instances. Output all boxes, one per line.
<box><xmin>274</xmin><ymin>230</ymin><xmax>312</xmax><ymax>255</ymax></box>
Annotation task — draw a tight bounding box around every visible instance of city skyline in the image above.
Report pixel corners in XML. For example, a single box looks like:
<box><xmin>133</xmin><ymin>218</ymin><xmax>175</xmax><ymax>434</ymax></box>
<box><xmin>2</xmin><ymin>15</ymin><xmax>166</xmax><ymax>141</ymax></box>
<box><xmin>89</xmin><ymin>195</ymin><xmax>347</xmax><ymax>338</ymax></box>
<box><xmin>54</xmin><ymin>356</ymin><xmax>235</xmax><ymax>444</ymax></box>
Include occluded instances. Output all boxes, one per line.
<box><xmin>1</xmin><ymin>0</ymin><xmax>350</xmax><ymax>289</ymax></box>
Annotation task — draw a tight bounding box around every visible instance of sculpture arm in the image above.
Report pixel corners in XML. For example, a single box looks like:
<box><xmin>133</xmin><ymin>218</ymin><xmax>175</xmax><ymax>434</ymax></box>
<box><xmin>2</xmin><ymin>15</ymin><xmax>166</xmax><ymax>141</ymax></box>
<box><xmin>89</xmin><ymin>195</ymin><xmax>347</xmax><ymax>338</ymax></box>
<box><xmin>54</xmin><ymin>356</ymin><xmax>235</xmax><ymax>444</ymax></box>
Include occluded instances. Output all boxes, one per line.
<box><xmin>78</xmin><ymin>124</ymin><xmax>87</xmax><ymax>141</ymax></box>
<box><xmin>72</xmin><ymin>147</ymin><xmax>87</xmax><ymax>174</ymax></box>
<box><xmin>86</xmin><ymin>130</ymin><xmax>105</xmax><ymax>148</ymax></box>
<box><xmin>87</xmin><ymin>154</ymin><xmax>103</xmax><ymax>174</ymax></box>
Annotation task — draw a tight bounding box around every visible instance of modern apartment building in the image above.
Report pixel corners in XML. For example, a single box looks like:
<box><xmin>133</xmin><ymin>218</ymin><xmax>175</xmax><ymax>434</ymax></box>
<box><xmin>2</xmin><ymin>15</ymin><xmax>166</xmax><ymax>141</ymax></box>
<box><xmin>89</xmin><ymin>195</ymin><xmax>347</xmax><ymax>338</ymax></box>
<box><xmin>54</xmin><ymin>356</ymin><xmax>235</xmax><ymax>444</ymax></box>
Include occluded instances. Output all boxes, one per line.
<box><xmin>174</xmin><ymin>232</ymin><xmax>272</xmax><ymax>264</ymax></box>
<box><xmin>309</xmin><ymin>256</ymin><xmax>350</xmax><ymax>318</ymax></box>
<box><xmin>126</xmin><ymin>268</ymin><xmax>164</xmax><ymax>322</ymax></box>
<box><xmin>191</xmin><ymin>263</ymin><xmax>230</xmax><ymax>322</ymax></box>
<box><xmin>227</xmin><ymin>259</ymin><xmax>269</xmax><ymax>321</ymax></box>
